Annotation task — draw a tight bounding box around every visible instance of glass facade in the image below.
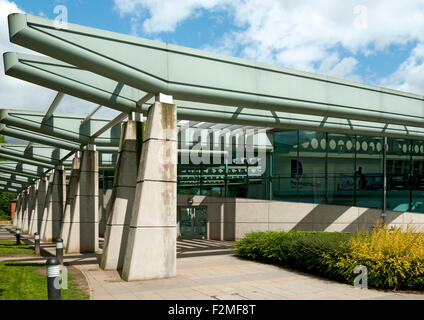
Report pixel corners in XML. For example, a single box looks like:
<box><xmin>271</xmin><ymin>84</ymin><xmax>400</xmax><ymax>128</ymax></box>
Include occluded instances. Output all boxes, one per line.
<box><xmin>99</xmin><ymin>170</ymin><xmax>115</xmax><ymax>189</ymax></box>
<box><xmin>176</xmin><ymin>129</ymin><xmax>424</xmax><ymax>214</ymax></box>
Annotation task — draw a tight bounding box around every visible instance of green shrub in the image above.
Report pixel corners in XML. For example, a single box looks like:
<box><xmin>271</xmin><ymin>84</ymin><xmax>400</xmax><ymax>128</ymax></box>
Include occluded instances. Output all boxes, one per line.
<box><xmin>324</xmin><ymin>224</ymin><xmax>424</xmax><ymax>290</ymax></box>
<box><xmin>235</xmin><ymin>227</ymin><xmax>424</xmax><ymax>291</ymax></box>
<box><xmin>235</xmin><ymin>231</ymin><xmax>351</xmax><ymax>274</ymax></box>
<box><xmin>0</xmin><ymin>214</ymin><xmax>11</xmax><ymax>221</ymax></box>
<box><xmin>284</xmin><ymin>233</ymin><xmax>351</xmax><ymax>279</ymax></box>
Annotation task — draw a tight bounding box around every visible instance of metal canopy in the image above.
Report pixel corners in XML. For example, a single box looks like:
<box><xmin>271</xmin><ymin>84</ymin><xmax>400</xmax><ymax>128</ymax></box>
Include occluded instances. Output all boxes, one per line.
<box><xmin>0</xmin><ymin>152</ymin><xmax>55</xmax><ymax>169</ymax></box>
<box><xmin>0</xmin><ymin>109</ymin><xmax>121</xmax><ymax>146</ymax></box>
<box><xmin>0</xmin><ymin>144</ymin><xmax>72</xmax><ymax>166</ymax></box>
<box><xmin>0</xmin><ymin>187</ymin><xmax>18</xmax><ymax>193</ymax></box>
<box><xmin>7</xmin><ymin>13</ymin><xmax>424</xmax><ymax>128</ymax></box>
<box><xmin>5</xmin><ymin>53</ymin><xmax>424</xmax><ymax>141</ymax></box>
<box><xmin>0</xmin><ymin>180</ymin><xmax>26</xmax><ymax>189</ymax></box>
<box><xmin>0</xmin><ymin>162</ymin><xmax>46</xmax><ymax>178</ymax></box>
<box><xmin>0</xmin><ymin>172</ymin><xmax>34</xmax><ymax>185</ymax></box>
<box><xmin>0</xmin><ymin>144</ymin><xmax>117</xmax><ymax>169</ymax></box>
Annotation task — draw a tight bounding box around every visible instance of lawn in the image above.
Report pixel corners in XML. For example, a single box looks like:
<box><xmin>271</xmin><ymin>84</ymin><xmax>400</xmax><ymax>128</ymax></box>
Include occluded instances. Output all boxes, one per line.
<box><xmin>0</xmin><ymin>240</ymin><xmax>35</xmax><ymax>255</ymax></box>
<box><xmin>0</xmin><ymin>262</ymin><xmax>90</xmax><ymax>300</ymax></box>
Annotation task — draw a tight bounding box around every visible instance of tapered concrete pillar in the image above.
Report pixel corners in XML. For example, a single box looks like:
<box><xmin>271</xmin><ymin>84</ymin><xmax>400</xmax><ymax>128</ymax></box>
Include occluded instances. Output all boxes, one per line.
<box><xmin>21</xmin><ymin>190</ymin><xmax>29</xmax><ymax>233</ymax></box>
<box><xmin>42</xmin><ymin>167</ymin><xmax>66</xmax><ymax>242</ymax></box>
<box><xmin>99</xmin><ymin>187</ymin><xmax>104</xmax><ymax>236</ymax></box>
<box><xmin>61</xmin><ymin>157</ymin><xmax>80</xmax><ymax>250</ymax></box>
<box><xmin>40</xmin><ymin>174</ymin><xmax>53</xmax><ymax>240</ymax></box>
<box><xmin>101</xmin><ymin>120</ymin><xmax>142</xmax><ymax>271</ymax></box>
<box><xmin>67</xmin><ymin>147</ymin><xmax>99</xmax><ymax>253</ymax></box>
<box><xmin>28</xmin><ymin>183</ymin><xmax>37</xmax><ymax>235</ymax></box>
<box><xmin>122</xmin><ymin>102</ymin><xmax>177</xmax><ymax>281</ymax></box>
<box><xmin>13</xmin><ymin>194</ymin><xmax>22</xmax><ymax>228</ymax></box>
<box><xmin>99</xmin><ymin>188</ymin><xmax>113</xmax><ymax>237</ymax></box>
<box><xmin>26</xmin><ymin>185</ymin><xmax>37</xmax><ymax>234</ymax></box>
<box><xmin>29</xmin><ymin>179</ymin><xmax>47</xmax><ymax>235</ymax></box>
<box><xmin>36</xmin><ymin>178</ymin><xmax>47</xmax><ymax>234</ymax></box>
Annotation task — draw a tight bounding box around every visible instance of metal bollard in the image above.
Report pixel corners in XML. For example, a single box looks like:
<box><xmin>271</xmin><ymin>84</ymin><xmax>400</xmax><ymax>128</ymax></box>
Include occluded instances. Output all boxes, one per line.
<box><xmin>56</xmin><ymin>238</ymin><xmax>64</xmax><ymax>265</ymax></box>
<box><xmin>16</xmin><ymin>229</ymin><xmax>21</xmax><ymax>245</ymax></box>
<box><xmin>46</xmin><ymin>257</ymin><xmax>61</xmax><ymax>300</ymax></box>
<box><xmin>34</xmin><ymin>232</ymin><xmax>40</xmax><ymax>255</ymax></box>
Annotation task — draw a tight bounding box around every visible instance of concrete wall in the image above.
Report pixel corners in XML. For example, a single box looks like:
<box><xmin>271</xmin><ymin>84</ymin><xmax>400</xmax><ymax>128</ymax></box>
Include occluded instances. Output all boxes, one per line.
<box><xmin>177</xmin><ymin>194</ymin><xmax>424</xmax><ymax>240</ymax></box>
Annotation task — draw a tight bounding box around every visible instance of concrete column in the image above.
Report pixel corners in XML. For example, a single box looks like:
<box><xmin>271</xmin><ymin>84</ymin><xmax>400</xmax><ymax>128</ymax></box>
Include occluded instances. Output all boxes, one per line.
<box><xmin>27</xmin><ymin>185</ymin><xmax>37</xmax><ymax>234</ymax></box>
<box><xmin>29</xmin><ymin>180</ymin><xmax>47</xmax><ymax>235</ymax></box>
<box><xmin>13</xmin><ymin>194</ymin><xmax>22</xmax><ymax>228</ymax></box>
<box><xmin>67</xmin><ymin>147</ymin><xmax>99</xmax><ymax>253</ymax></box>
<box><xmin>61</xmin><ymin>157</ymin><xmax>80</xmax><ymax>250</ymax></box>
<box><xmin>40</xmin><ymin>174</ymin><xmax>53</xmax><ymax>240</ymax></box>
<box><xmin>122</xmin><ymin>102</ymin><xmax>177</xmax><ymax>281</ymax></box>
<box><xmin>21</xmin><ymin>190</ymin><xmax>29</xmax><ymax>233</ymax></box>
<box><xmin>35</xmin><ymin>178</ymin><xmax>47</xmax><ymax>234</ymax></box>
<box><xmin>98</xmin><ymin>187</ymin><xmax>104</xmax><ymax>236</ymax></box>
<box><xmin>42</xmin><ymin>167</ymin><xmax>66</xmax><ymax>242</ymax></box>
<box><xmin>28</xmin><ymin>182</ymin><xmax>38</xmax><ymax>235</ymax></box>
<box><xmin>101</xmin><ymin>120</ymin><xmax>142</xmax><ymax>271</ymax></box>
<box><xmin>99</xmin><ymin>188</ymin><xmax>113</xmax><ymax>238</ymax></box>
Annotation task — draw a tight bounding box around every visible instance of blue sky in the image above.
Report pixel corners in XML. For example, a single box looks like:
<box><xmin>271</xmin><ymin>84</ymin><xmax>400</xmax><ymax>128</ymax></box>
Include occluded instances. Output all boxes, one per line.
<box><xmin>0</xmin><ymin>0</ymin><xmax>423</xmax><ymax>119</ymax></box>
<box><xmin>14</xmin><ymin>0</ymin><xmax>238</xmax><ymax>52</ymax></box>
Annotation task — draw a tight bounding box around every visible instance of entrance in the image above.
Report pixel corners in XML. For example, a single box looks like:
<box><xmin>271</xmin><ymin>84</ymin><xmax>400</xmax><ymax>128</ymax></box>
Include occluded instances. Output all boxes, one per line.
<box><xmin>177</xmin><ymin>207</ymin><xmax>207</xmax><ymax>239</ymax></box>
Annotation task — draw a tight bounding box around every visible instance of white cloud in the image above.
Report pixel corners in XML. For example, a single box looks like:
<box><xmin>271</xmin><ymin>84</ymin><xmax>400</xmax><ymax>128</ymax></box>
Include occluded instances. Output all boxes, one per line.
<box><xmin>317</xmin><ymin>54</ymin><xmax>360</xmax><ymax>81</ymax></box>
<box><xmin>0</xmin><ymin>0</ymin><xmax>117</xmax><ymax>120</ymax></box>
<box><xmin>380</xmin><ymin>43</ymin><xmax>424</xmax><ymax>95</ymax></box>
<box><xmin>114</xmin><ymin>0</ymin><xmax>424</xmax><ymax>91</ymax></box>
<box><xmin>0</xmin><ymin>0</ymin><xmax>56</xmax><ymax>111</ymax></box>
<box><xmin>113</xmin><ymin>0</ymin><xmax>230</xmax><ymax>33</ymax></box>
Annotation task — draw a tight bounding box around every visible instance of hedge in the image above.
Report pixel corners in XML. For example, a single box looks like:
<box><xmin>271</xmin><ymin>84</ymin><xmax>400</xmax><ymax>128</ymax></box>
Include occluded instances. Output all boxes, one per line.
<box><xmin>234</xmin><ymin>226</ymin><xmax>424</xmax><ymax>291</ymax></box>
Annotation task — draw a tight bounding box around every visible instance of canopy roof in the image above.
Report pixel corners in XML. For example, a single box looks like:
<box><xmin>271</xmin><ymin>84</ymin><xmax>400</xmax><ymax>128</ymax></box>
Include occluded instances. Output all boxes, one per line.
<box><xmin>7</xmin><ymin>13</ymin><xmax>424</xmax><ymax>127</ymax></box>
<box><xmin>3</xmin><ymin>13</ymin><xmax>424</xmax><ymax>193</ymax></box>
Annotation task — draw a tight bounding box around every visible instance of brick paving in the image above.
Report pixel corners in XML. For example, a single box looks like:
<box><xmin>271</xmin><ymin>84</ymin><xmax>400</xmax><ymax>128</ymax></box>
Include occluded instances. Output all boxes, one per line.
<box><xmin>1</xmin><ymin>225</ymin><xmax>424</xmax><ymax>300</ymax></box>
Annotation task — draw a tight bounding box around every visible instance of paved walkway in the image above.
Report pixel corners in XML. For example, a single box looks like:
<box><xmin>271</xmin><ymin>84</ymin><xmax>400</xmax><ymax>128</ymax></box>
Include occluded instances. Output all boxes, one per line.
<box><xmin>1</xmin><ymin>225</ymin><xmax>424</xmax><ymax>300</ymax></box>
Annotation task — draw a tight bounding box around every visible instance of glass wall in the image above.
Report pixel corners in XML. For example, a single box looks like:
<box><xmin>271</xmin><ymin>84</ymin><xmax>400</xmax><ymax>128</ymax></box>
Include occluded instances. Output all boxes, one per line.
<box><xmin>99</xmin><ymin>170</ymin><xmax>115</xmax><ymax>189</ymax></box>
<box><xmin>411</xmin><ymin>140</ymin><xmax>424</xmax><ymax>213</ymax></box>
<box><xmin>272</xmin><ymin>131</ymin><xmax>384</xmax><ymax>210</ymax></box>
<box><xmin>387</xmin><ymin>138</ymin><xmax>411</xmax><ymax>211</ymax></box>
<box><xmin>176</xmin><ymin>129</ymin><xmax>424</xmax><ymax>214</ymax></box>
<box><xmin>272</xmin><ymin>131</ymin><xmax>299</xmax><ymax>202</ymax></box>
<box><xmin>177</xmin><ymin>156</ymin><xmax>267</xmax><ymax>198</ymax></box>
<box><xmin>355</xmin><ymin>136</ymin><xmax>384</xmax><ymax>209</ymax></box>
<box><xmin>327</xmin><ymin>133</ymin><xmax>355</xmax><ymax>206</ymax></box>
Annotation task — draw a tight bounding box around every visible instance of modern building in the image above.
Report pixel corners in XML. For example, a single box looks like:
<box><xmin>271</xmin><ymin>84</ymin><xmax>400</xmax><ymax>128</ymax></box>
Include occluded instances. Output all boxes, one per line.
<box><xmin>2</xmin><ymin>13</ymin><xmax>424</xmax><ymax>281</ymax></box>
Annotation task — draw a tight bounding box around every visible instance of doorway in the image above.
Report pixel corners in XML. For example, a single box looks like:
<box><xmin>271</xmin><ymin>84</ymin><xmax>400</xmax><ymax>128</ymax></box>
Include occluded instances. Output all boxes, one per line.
<box><xmin>177</xmin><ymin>207</ymin><xmax>207</xmax><ymax>239</ymax></box>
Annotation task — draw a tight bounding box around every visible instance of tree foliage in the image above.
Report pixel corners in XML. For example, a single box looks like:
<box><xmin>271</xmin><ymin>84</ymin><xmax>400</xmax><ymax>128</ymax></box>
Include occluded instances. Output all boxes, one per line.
<box><xmin>0</xmin><ymin>135</ymin><xmax>16</xmax><ymax>217</ymax></box>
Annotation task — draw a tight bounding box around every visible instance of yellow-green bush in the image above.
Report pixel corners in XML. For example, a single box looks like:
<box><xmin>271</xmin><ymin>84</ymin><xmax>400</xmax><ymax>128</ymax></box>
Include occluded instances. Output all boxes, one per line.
<box><xmin>324</xmin><ymin>224</ymin><xmax>424</xmax><ymax>290</ymax></box>
<box><xmin>236</xmin><ymin>225</ymin><xmax>424</xmax><ymax>291</ymax></box>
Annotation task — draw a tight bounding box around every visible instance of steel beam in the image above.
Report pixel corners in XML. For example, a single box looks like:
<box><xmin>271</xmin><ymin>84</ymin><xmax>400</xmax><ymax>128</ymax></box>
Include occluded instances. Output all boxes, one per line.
<box><xmin>0</xmin><ymin>152</ymin><xmax>55</xmax><ymax>169</ymax></box>
<box><xmin>0</xmin><ymin>174</ymin><xmax>33</xmax><ymax>186</ymax></box>
<box><xmin>0</xmin><ymin>144</ymin><xmax>70</xmax><ymax>166</ymax></box>
<box><xmin>0</xmin><ymin>124</ymin><xmax>80</xmax><ymax>150</ymax></box>
<box><xmin>7</xmin><ymin>13</ymin><xmax>424</xmax><ymax>129</ymax></box>
<box><xmin>0</xmin><ymin>187</ymin><xmax>18</xmax><ymax>193</ymax></box>
<box><xmin>0</xmin><ymin>109</ymin><xmax>121</xmax><ymax>146</ymax></box>
<box><xmin>0</xmin><ymin>162</ymin><xmax>46</xmax><ymax>178</ymax></box>
<box><xmin>4</xmin><ymin>53</ymin><xmax>424</xmax><ymax>141</ymax></box>
<box><xmin>44</xmin><ymin>92</ymin><xmax>64</xmax><ymax>122</ymax></box>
